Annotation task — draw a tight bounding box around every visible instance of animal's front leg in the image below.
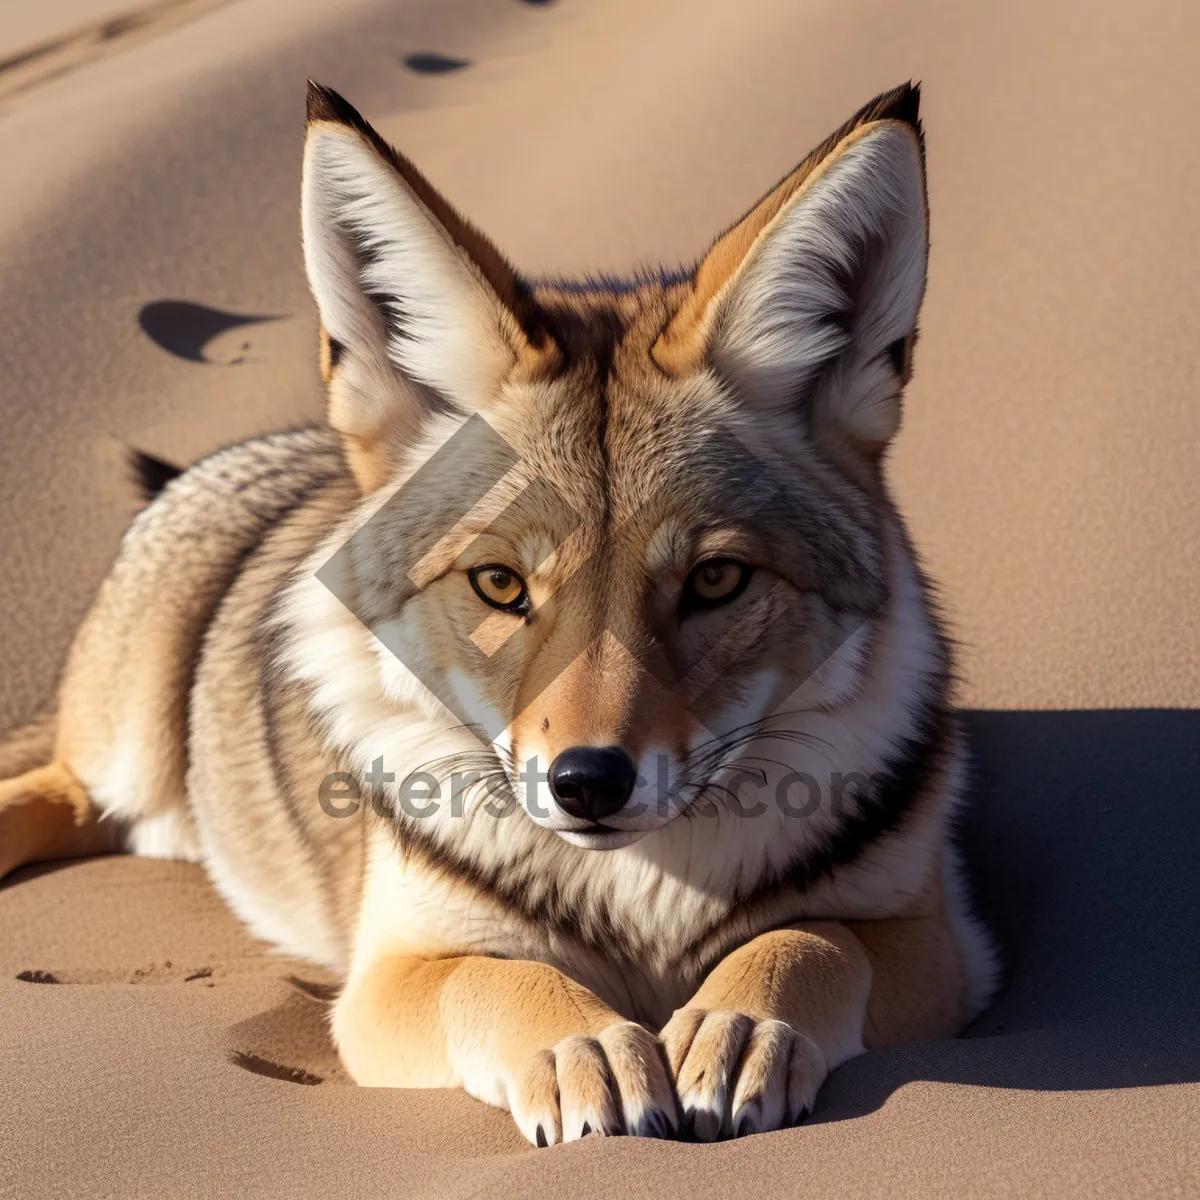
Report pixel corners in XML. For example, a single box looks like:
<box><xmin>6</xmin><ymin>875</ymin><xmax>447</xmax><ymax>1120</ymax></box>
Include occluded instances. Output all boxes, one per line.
<box><xmin>660</xmin><ymin>923</ymin><xmax>872</xmax><ymax>1140</ymax></box>
<box><xmin>333</xmin><ymin>953</ymin><xmax>678</xmax><ymax>1145</ymax></box>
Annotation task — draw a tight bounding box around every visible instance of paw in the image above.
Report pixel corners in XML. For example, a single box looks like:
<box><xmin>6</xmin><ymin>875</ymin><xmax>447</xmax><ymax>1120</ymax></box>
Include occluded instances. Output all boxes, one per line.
<box><xmin>509</xmin><ymin>1021</ymin><xmax>679</xmax><ymax>1146</ymax></box>
<box><xmin>660</xmin><ymin>1009</ymin><xmax>824</xmax><ymax>1140</ymax></box>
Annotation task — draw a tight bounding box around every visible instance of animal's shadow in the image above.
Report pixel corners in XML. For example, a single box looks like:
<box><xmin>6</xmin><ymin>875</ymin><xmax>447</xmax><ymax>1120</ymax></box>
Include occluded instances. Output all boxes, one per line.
<box><xmin>812</xmin><ymin>707</ymin><xmax>1200</xmax><ymax>1123</ymax></box>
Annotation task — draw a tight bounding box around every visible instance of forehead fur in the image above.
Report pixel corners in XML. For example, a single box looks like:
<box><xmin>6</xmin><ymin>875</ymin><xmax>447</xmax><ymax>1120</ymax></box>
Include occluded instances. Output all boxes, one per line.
<box><xmin>479</xmin><ymin>280</ymin><xmax>887</xmax><ymax>611</ymax></box>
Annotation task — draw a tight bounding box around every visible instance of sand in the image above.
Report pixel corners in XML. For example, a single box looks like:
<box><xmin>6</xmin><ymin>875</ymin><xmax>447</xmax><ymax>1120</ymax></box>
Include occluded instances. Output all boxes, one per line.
<box><xmin>1</xmin><ymin>0</ymin><xmax>1198</xmax><ymax>1195</ymax></box>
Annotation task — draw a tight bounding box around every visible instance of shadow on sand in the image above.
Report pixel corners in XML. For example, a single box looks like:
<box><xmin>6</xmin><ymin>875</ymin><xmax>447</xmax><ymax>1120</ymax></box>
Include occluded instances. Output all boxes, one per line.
<box><xmin>813</xmin><ymin>707</ymin><xmax>1200</xmax><ymax>1122</ymax></box>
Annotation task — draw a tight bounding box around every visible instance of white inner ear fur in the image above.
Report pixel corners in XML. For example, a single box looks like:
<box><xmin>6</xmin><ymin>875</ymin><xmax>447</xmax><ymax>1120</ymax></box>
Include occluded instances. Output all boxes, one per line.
<box><xmin>712</xmin><ymin>122</ymin><xmax>927</xmax><ymax>445</ymax></box>
<box><xmin>301</xmin><ymin>124</ymin><xmax>518</xmax><ymax>428</ymax></box>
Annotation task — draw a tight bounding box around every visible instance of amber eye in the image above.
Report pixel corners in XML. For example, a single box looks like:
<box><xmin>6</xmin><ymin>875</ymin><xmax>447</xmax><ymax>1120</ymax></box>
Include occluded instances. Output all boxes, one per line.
<box><xmin>468</xmin><ymin>565</ymin><xmax>529</xmax><ymax>614</ymax></box>
<box><xmin>682</xmin><ymin>559</ymin><xmax>751</xmax><ymax>612</ymax></box>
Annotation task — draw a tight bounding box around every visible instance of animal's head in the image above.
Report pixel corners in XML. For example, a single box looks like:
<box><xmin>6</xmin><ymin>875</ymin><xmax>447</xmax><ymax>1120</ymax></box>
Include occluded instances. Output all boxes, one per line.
<box><xmin>302</xmin><ymin>82</ymin><xmax>928</xmax><ymax>850</ymax></box>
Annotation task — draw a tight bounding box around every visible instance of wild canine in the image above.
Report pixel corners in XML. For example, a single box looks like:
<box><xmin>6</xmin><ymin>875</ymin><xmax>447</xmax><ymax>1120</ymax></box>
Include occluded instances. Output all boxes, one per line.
<box><xmin>0</xmin><ymin>81</ymin><xmax>997</xmax><ymax>1143</ymax></box>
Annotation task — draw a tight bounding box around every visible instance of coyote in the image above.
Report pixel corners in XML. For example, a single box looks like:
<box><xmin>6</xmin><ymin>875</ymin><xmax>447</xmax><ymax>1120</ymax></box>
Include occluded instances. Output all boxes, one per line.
<box><xmin>0</xmin><ymin>81</ymin><xmax>996</xmax><ymax>1144</ymax></box>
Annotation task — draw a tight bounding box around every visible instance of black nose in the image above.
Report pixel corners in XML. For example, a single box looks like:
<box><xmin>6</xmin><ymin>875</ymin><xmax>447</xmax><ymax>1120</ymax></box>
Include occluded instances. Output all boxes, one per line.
<box><xmin>548</xmin><ymin>746</ymin><xmax>637</xmax><ymax>822</ymax></box>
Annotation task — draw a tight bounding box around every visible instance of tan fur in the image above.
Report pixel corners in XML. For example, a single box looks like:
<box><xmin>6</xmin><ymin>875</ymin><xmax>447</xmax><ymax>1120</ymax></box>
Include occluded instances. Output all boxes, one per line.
<box><xmin>0</xmin><ymin>760</ymin><xmax>114</xmax><ymax>880</ymax></box>
<box><xmin>333</xmin><ymin>951</ymin><xmax>676</xmax><ymax>1141</ymax></box>
<box><xmin>661</xmin><ymin>922</ymin><xmax>871</xmax><ymax>1137</ymax></box>
<box><xmin>654</xmin><ymin>118</ymin><xmax>921</xmax><ymax>378</ymax></box>
<box><xmin>851</xmin><ymin>868</ymin><xmax>969</xmax><ymax>1046</ymax></box>
<box><xmin>0</xmin><ymin>81</ymin><xmax>995</xmax><ymax>1145</ymax></box>
<box><xmin>0</xmin><ymin>713</ymin><xmax>116</xmax><ymax>877</ymax></box>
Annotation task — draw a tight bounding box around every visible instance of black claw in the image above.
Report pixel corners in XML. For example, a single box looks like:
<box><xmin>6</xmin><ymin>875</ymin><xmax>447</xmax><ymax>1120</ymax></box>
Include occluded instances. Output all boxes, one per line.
<box><xmin>580</xmin><ymin>1121</ymin><xmax>592</xmax><ymax>1137</ymax></box>
<box><xmin>734</xmin><ymin>1116</ymin><xmax>752</xmax><ymax>1139</ymax></box>
<box><xmin>639</xmin><ymin>1111</ymin><xmax>668</xmax><ymax>1139</ymax></box>
<box><xmin>794</xmin><ymin>1107</ymin><xmax>812</xmax><ymax>1126</ymax></box>
<box><xmin>535</xmin><ymin>1125</ymin><xmax>547</xmax><ymax>1148</ymax></box>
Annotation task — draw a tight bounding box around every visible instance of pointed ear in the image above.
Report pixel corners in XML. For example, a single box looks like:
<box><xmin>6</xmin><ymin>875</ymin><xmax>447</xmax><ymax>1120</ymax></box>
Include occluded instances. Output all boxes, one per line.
<box><xmin>653</xmin><ymin>83</ymin><xmax>928</xmax><ymax>453</ymax></box>
<box><xmin>302</xmin><ymin>83</ymin><xmax>542</xmax><ymax>491</ymax></box>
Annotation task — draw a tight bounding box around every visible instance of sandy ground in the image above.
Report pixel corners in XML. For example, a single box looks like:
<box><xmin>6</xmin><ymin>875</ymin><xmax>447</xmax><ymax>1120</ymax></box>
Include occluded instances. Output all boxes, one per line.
<box><xmin>1</xmin><ymin>0</ymin><xmax>1198</xmax><ymax>1195</ymax></box>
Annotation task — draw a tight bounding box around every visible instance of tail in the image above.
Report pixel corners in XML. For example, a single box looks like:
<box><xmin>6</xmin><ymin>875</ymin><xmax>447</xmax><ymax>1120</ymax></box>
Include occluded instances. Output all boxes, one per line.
<box><xmin>0</xmin><ymin>712</ymin><xmax>120</xmax><ymax>881</ymax></box>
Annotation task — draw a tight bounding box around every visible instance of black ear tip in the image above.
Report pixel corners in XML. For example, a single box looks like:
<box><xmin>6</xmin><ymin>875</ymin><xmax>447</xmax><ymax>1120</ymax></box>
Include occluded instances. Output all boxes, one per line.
<box><xmin>306</xmin><ymin>80</ymin><xmax>364</xmax><ymax>128</ymax></box>
<box><xmin>852</xmin><ymin>81</ymin><xmax>922</xmax><ymax>137</ymax></box>
<box><xmin>887</xmin><ymin>79</ymin><xmax>921</xmax><ymax>127</ymax></box>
